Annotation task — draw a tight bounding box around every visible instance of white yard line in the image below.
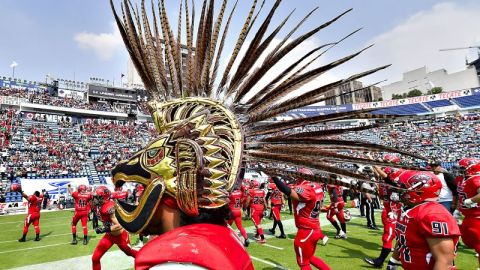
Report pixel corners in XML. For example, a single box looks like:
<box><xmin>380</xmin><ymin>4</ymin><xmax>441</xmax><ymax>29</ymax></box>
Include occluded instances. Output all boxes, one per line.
<box><xmin>0</xmin><ymin>233</ymin><xmax>73</xmax><ymax>244</ymax></box>
<box><xmin>0</xmin><ymin>216</ymin><xmax>71</xmax><ymax>225</ymax></box>
<box><xmin>0</xmin><ymin>242</ymin><xmax>72</xmax><ymax>254</ymax></box>
<box><xmin>250</xmin><ymin>256</ymin><xmax>289</xmax><ymax>270</ymax></box>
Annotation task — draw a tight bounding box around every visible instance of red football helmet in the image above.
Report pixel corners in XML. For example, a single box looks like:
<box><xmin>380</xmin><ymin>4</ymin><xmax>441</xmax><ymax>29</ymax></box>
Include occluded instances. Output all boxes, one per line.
<box><xmin>297</xmin><ymin>167</ymin><xmax>314</xmax><ymax>184</ymax></box>
<box><xmin>388</xmin><ymin>168</ymin><xmax>405</xmax><ymax>183</ymax></box>
<box><xmin>94</xmin><ymin>186</ymin><xmax>111</xmax><ymax>206</ymax></box>
<box><xmin>10</xmin><ymin>183</ymin><xmax>21</xmax><ymax>192</ymax></box>
<box><xmin>466</xmin><ymin>163</ymin><xmax>480</xmax><ymax>176</ymax></box>
<box><xmin>459</xmin><ymin>158</ymin><xmax>480</xmax><ymax>168</ymax></box>
<box><xmin>251</xmin><ymin>180</ymin><xmax>260</xmax><ymax>189</ymax></box>
<box><xmin>77</xmin><ymin>184</ymin><xmax>87</xmax><ymax>193</ymax></box>
<box><xmin>384</xmin><ymin>154</ymin><xmax>401</xmax><ymax>164</ymax></box>
<box><xmin>397</xmin><ymin>170</ymin><xmax>441</xmax><ymax>204</ymax></box>
<box><xmin>115</xmin><ymin>186</ymin><xmax>123</xmax><ymax>192</ymax></box>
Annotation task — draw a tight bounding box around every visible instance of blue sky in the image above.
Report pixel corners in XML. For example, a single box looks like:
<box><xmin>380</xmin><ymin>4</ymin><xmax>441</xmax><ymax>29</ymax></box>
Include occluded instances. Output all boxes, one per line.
<box><xmin>1</xmin><ymin>0</ymin><xmax>479</xmax><ymax>87</ymax></box>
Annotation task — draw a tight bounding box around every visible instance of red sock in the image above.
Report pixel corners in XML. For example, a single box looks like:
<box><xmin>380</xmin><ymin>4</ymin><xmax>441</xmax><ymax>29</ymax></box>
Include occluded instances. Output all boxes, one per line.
<box><xmin>72</xmin><ymin>225</ymin><xmax>77</xmax><ymax>234</ymax></box>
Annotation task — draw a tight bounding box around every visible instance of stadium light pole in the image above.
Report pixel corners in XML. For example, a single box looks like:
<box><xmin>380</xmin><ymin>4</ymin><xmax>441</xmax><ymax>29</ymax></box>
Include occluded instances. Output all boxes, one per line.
<box><xmin>10</xmin><ymin>61</ymin><xmax>18</xmax><ymax>79</ymax></box>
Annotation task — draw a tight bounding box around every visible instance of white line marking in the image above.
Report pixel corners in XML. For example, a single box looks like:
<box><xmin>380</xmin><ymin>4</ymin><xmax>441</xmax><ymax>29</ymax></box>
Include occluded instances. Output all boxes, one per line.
<box><xmin>0</xmin><ymin>216</ymin><xmax>71</xmax><ymax>225</ymax></box>
<box><xmin>0</xmin><ymin>233</ymin><xmax>72</xmax><ymax>244</ymax></box>
<box><xmin>263</xmin><ymin>243</ymin><xmax>284</xmax><ymax>250</ymax></box>
<box><xmin>0</xmin><ymin>242</ymin><xmax>71</xmax><ymax>254</ymax></box>
<box><xmin>250</xmin><ymin>256</ymin><xmax>288</xmax><ymax>270</ymax></box>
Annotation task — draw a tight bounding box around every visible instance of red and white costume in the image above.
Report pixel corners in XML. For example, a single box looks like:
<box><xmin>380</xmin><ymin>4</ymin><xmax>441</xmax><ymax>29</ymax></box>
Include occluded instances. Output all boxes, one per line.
<box><xmin>457</xmin><ymin>175</ymin><xmax>480</xmax><ymax>254</ymax></box>
<box><xmin>270</xmin><ymin>184</ymin><xmax>283</xmax><ymax>222</ymax></box>
<box><xmin>23</xmin><ymin>194</ymin><xmax>43</xmax><ymax>236</ymax></box>
<box><xmin>92</xmin><ymin>200</ymin><xmax>138</xmax><ymax>270</ymax></box>
<box><xmin>326</xmin><ymin>185</ymin><xmax>345</xmax><ymax>224</ymax></box>
<box><xmin>292</xmin><ymin>182</ymin><xmax>330</xmax><ymax>270</ymax></box>
<box><xmin>228</xmin><ymin>190</ymin><xmax>248</xmax><ymax>241</ymax></box>
<box><xmin>248</xmin><ymin>188</ymin><xmax>266</xmax><ymax>237</ymax></box>
<box><xmin>378</xmin><ymin>183</ymin><xmax>401</xmax><ymax>249</ymax></box>
<box><xmin>395</xmin><ymin>202</ymin><xmax>460</xmax><ymax>270</ymax></box>
<box><xmin>71</xmin><ymin>191</ymin><xmax>92</xmax><ymax>237</ymax></box>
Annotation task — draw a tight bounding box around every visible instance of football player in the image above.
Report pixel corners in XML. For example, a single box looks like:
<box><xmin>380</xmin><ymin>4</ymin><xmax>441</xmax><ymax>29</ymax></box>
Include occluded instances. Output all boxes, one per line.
<box><xmin>68</xmin><ymin>184</ymin><xmax>93</xmax><ymax>245</ymax></box>
<box><xmin>268</xmin><ymin>179</ymin><xmax>286</xmax><ymax>238</ymax></box>
<box><xmin>246</xmin><ymin>180</ymin><xmax>267</xmax><ymax>243</ymax></box>
<box><xmin>457</xmin><ymin>160</ymin><xmax>480</xmax><ymax>269</ymax></box>
<box><xmin>112</xmin><ymin>186</ymin><xmax>128</xmax><ymax>202</ymax></box>
<box><xmin>272</xmin><ymin>168</ymin><xmax>330</xmax><ymax>270</ymax></box>
<box><xmin>387</xmin><ymin>170</ymin><xmax>460</xmax><ymax>270</ymax></box>
<box><xmin>13</xmin><ymin>184</ymin><xmax>43</xmax><ymax>242</ymax></box>
<box><xmin>326</xmin><ymin>183</ymin><xmax>347</xmax><ymax>239</ymax></box>
<box><xmin>228</xmin><ymin>187</ymin><xmax>249</xmax><ymax>246</ymax></box>
<box><xmin>91</xmin><ymin>186</ymin><xmax>138</xmax><ymax>270</ymax></box>
<box><xmin>365</xmin><ymin>166</ymin><xmax>404</xmax><ymax>268</ymax></box>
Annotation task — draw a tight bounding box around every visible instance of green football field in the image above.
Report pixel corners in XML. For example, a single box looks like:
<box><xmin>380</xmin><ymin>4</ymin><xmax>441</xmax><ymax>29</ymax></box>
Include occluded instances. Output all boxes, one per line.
<box><xmin>0</xmin><ymin>209</ymin><xmax>477</xmax><ymax>269</ymax></box>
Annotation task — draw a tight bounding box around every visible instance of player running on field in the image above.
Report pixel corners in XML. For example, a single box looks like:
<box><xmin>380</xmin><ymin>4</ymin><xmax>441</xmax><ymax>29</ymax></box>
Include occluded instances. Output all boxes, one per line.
<box><xmin>68</xmin><ymin>184</ymin><xmax>93</xmax><ymax>245</ymax></box>
<box><xmin>13</xmin><ymin>183</ymin><xmax>43</xmax><ymax>242</ymax></box>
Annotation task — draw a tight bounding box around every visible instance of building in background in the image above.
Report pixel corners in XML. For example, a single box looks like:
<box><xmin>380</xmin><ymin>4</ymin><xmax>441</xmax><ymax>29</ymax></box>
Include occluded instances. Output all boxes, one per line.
<box><xmin>325</xmin><ymin>80</ymin><xmax>382</xmax><ymax>105</ymax></box>
<box><xmin>381</xmin><ymin>65</ymin><xmax>480</xmax><ymax>100</ymax></box>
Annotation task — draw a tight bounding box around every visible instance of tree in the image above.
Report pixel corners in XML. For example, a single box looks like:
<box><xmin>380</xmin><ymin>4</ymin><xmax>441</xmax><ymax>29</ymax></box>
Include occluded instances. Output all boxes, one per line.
<box><xmin>391</xmin><ymin>94</ymin><xmax>403</xmax><ymax>100</ymax></box>
<box><xmin>430</xmin><ymin>87</ymin><xmax>443</xmax><ymax>94</ymax></box>
<box><xmin>407</xmin><ymin>89</ymin><xmax>422</xmax><ymax>98</ymax></box>
<box><xmin>378</xmin><ymin>97</ymin><xmax>383</xmax><ymax>101</ymax></box>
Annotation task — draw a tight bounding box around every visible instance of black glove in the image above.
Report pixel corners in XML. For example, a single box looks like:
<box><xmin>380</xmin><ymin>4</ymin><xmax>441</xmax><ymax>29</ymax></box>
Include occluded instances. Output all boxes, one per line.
<box><xmin>95</xmin><ymin>226</ymin><xmax>111</xmax><ymax>234</ymax></box>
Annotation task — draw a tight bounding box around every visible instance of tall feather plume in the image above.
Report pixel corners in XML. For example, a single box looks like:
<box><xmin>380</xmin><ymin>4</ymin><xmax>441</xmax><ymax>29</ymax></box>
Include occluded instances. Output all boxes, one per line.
<box><xmin>176</xmin><ymin>0</ymin><xmax>184</xmax><ymax>95</ymax></box>
<box><xmin>226</xmin><ymin>0</ymin><xmax>283</xmax><ymax>95</ymax></box>
<box><xmin>197</xmin><ymin>0</ymin><xmax>215</xmax><ymax>95</ymax></box>
<box><xmin>231</xmin><ymin>9</ymin><xmax>295</xmax><ymax>102</ymax></box>
<box><xmin>247</xmin><ymin>64</ymin><xmax>389</xmax><ymax>123</ymax></box>
<box><xmin>210</xmin><ymin>0</ymin><xmax>239</xmax><ymax>97</ymax></box>
<box><xmin>192</xmin><ymin>0</ymin><xmax>208</xmax><ymax>94</ymax></box>
<box><xmin>235</xmin><ymin>9</ymin><xmax>352</xmax><ymax>104</ymax></box>
<box><xmin>259</xmin><ymin>145</ymin><xmax>424</xmax><ymax>170</ymax></box>
<box><xmin>245</xmin><ymin>0</ymin><xmax>266</xmax><ymax>37</ymax></box>
<box><xmin>202</xmin><ymin>0</ymin><xmax>228</xmax><ymax>96</ymax></box>
<box><xmin>151</xmin><ymin>0</ymin><xmax>169</xmax><ymax>96</ymax></box>
<box><xmin>256</xmin><ymin>138</ymin><xmax>425</xmax><ymax>160</ymax></box>
<box><xmin>247</xmin><ymin>28</ymin><xmax>363</xmax><ymax>113</ymax></box>
<box><xmin>184</xmin><ymin>0</ymin><xmax>193</xmax><ymax>94</ymax></box>
<box><xmin>247</xmin><ymin>111</ymin><xmax>395</xmax><ymax>136</ymax></box>
<box><xmin>217</xmin><ymin>0</ymin><xmax>258</xmax><ymax>91</ymax></box>
<box><xmin>159</xmin><ymin>0</ymin><xmax>181</xmax><ymax>96</ymax></box>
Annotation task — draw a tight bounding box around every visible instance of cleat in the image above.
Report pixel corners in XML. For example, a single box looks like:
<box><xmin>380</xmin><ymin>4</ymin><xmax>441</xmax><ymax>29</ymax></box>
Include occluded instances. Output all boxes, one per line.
<box><xmin>18</xmin><ymin>238</ymin><xmax>26</xmax><ymax>242</ymax></box>
<box><xmin>321</xmin><ymin>236</ymin><xmax>329</xmax><ymax>246</ymax></box>
<box><xmin>83</xmin><ymin>237</ymin><xmax>88</xmax><ymax>245</ymax></box>
<box><xmin>34</xmin><ymin>236</ymin><xmax>41</xmax><ymax>241</ymax></box>
<box><xmin>276</xmin><ymin>234</ymin><xmax>287</xmax><ymax>239</ymax></box>
<box><xmin>364</xmin><ymin>257</ymin><xmax>383</xmax><ymax>268</ymax></box>
<box><xmin>72</xmin><ymin>238</ymin><xmax>78</xmax><ymax>245</ymax></box>
<box><xmin>257</xmin><ymin>238</ymin><xmax>266</xmax><ymax>244</ymax></box>
<box><xmin>268</xmin><ymin>228</ymin><xmax>275</xmax><ymax>235</ymax></box>
<box><xmin>244</xmin><ymin>239</ymin><xmax>250</xmax><ymax>247</ymax></box>
<box><xmin>368</xmin><ymin>225</ymin><xmax>380</xmax><ymax>230</ymax></box>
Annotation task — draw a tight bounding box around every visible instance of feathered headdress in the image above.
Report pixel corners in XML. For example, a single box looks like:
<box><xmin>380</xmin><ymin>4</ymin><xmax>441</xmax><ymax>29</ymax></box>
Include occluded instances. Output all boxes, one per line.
<box><xmin>110</xmin><ymin>0</ymin><xmax>420</xmax><ymax>233</ymax></box>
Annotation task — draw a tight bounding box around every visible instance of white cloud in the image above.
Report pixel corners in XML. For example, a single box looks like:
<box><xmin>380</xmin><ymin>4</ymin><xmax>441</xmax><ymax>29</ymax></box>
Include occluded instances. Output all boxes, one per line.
<box><xmin>74</xmin><ymin>23</ymin><xmax>123</xmax><ymax>61</ymax></box>
<box><xmin>357</xmin><ymin>2</ymin><xmax>480</xmax><ymax>84</ymax></box>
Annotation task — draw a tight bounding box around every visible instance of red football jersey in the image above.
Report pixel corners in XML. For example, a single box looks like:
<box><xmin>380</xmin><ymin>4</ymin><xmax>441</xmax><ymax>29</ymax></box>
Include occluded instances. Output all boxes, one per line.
<box><xmin>395</xmin><ymin>202</ymin><xmax>460</xmax><ymax>270</ymax></box>
<box><xmin>113</xmin><ymin>190</ymin><xmax>128</xmax><ymax>202</ymax></box>
<box><xmin>458</xmin><ymin>176</ymin><xmax>480</xmax><ymax>217</ymax></box>
<box><xmin>27</xmin><ymin>195</ymin><xmax>43</xmax><ymax>214</ymax></box>
<box><xmin>248</xmin><ymin>189</ymin><xmax>265</xmax><ymax>211</ymax></box>
<box><xmin>270</xmin><ymin>187</ymin><xmax>283</xmax><ymax>205</ymax></box>
<box><xmin>379</xmin><ymin>183</ymin><xmax>401</xmax><ymax>213</ymax></box>
<box><xmin>98</xmin><ymin>201</ymin><xmax>115</xmax><ymax>229</ymax></box>
<box><xmin>293</xmin><ymin>182</ymin><xmax>324</xmax><ymax>229</ymax></box>
<box><xmin>327</xmin><ymin>185</ymin><xmax>343</xmax><ymax>203</ymax></box>
<box><xmin>229</xmin><ymin>190</ymin><xmax>243</xmax><ymax>211</ymax></box>
<box><xmin>71</xmin><ymin>191</ymin><xmax>92</xmax><ymax>212</ymax></box>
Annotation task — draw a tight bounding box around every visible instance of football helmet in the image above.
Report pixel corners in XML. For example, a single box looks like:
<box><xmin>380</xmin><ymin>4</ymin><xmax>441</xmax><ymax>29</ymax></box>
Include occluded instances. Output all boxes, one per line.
<box><xmin>297</xmin><ymin>167</ymin><xmax>314</xmax><ymax>184</ymax></box>
<box><xmin>397</xmin><ymin>170</ymin><xmax>441</xmax><ymax>204</ymax></box>
<box><xmin>459</xmin><ymin>158</ymin><xmax>480</xmax><ymax>169</ymax></box>
<box><xmin>466</xmin><ymin>163</ymin><xmax>480</xmax><ymax>176</ymax></box>
<box><xmin>383</xmin><ymin>154</ymin><xmax>401</xmax><ymax>164</ymax></box>
<box><xmin>10</xmin><ymin>183</ymin><xmax>21</xmax><ymax>192</ymax></box>
<box><xmin>115</xmin><ymin>186</ymin><xmax>123</xmax><ymax>192</ymax></box>
<box><xmin>388</xmin><ymin>168</ymin><xmax>405</xmax><ymax>183</ymax></box>
<box><xmin>344</xmin><ymin>209</ymin><xmax>352</xmax><ymax>222</ymax></box>
<box><xmin>93</xmin><ymin>186</ymin><xmax>111</xmax><ymax>206</ymax></box>
<box><xmin>251</xmin><ymin>180</ymin><xmax>260</xmax><ymax>189</ymax></box>
<box><xmin>77</xmin><ymin>184</ymin><xmax>87</xmax><ymax>193</ymax></box>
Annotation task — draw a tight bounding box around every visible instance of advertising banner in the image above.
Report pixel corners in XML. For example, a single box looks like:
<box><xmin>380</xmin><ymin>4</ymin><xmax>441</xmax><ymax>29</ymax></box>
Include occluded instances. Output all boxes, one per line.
<box><xmin>19</xmin><ymin>177</ymin><xmax>90</xmax><ymax>202</ymax></box>
<box><xmin>21</xmin><ymin>112</ymin><xmax>74</xmax><ymax>123</ymax></box>
<box><xmin>285</xmin><ymin>104</ymin><xmax>353</xmax><ymax>118</ymax></box>
<box><xmin>352</xmin><ymin>89</ymin><xmax>472</xmax><ymax>110</ymax></box>
<box><xmin>0</xmin><ymin>95</ymin><xmax>27</xmax><ymax>106</ymax></box>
